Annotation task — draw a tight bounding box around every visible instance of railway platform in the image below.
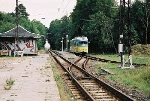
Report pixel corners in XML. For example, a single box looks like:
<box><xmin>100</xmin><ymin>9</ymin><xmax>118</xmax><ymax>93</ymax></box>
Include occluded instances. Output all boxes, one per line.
<box><xmin>0</xmin><ymin>54</ymin><xmax>60</xmax><ymax>101</ymax></box>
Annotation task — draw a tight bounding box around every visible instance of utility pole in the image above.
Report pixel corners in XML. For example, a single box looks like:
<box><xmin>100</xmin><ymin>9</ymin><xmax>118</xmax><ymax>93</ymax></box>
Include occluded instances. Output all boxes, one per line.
<box><xmin>14</xmin><ymin>0</ymin><xmax>19</xmax><ymax>57</ymax></box>
<box><xmin>66</xmin><ymin>35</ymin><xmax>68</xmax><ymax>51</ymax></box>
<box><xmin>119</xmin><ymin>0</ymin><xmax>125</xmax><ymax>68</ymax></box>
<box><xmin>119</xmin><ymin>0</ymin><xmax>134</xmax><ymax>69</ymax></box>
<box><xmin>62</xmin><ymin>37</ymin><xmax>64</xmax><ymax>52</ymax></box>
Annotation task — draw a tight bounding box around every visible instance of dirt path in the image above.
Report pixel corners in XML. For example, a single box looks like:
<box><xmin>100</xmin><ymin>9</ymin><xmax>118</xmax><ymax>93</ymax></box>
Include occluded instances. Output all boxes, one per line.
<box><xmin>0</xmin><ymin>54</ymin><xmax>60</xmax><ymax>101</ymax></box>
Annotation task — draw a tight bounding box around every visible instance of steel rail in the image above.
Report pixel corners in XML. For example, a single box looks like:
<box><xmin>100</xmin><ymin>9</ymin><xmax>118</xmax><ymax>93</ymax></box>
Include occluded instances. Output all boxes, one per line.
<box><xmin>85</xmin><ymin>55</ymin><xmax>146</xmax><ymax>66</ymax></box>
<box><xmin>82</xmin><ymin>57</ymin><xmax>89</xmax><ymax>70</ymax></box>
<box><xmin>51</xmin><ymin>50</ymin><xmax>136</xmax><ymax>101</ymax></box>
<box><xmin>50</xmin><ymin>50</ymin><xmax>96</xmax><ymax>101</ymax></box>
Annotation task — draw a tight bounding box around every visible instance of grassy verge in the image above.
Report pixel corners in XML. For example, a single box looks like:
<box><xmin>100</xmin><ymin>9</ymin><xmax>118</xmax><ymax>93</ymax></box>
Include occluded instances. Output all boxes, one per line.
<box><xmin>92</xmin><ymin>54</ymin><xmax>150</xmax><ymax>64</ymax></box>
<box><xmin>93</xmin><ymin>54</ymin><xmax>150</xmax><ymax>96</ymax></box>
<box><xmin>48</xmin><ymin>58</ymin><xmax>73</xmax><ymax>101</ymax></box>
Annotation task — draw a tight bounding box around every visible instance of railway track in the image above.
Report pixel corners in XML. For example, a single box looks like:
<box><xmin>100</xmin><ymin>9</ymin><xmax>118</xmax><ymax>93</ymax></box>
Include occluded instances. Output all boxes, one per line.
<box><xmin>49</xmin><ymin>50</ymin><xmax>135</xmax><ymax>101</ymax></box>
<box><xmin>83</xmin><ymin>55</ymin><xmax>147</xmax><ymax>67</ymax></box>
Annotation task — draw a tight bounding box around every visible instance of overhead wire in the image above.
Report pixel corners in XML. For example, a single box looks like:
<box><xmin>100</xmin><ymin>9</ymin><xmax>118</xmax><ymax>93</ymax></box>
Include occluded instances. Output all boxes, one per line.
<box><xmin>63</xmin><ymin>0</ymin><xmax>70</xmax><ymax>13</ymax></box>
<box><xmin>57</xmin><ymin>0</ymin><xmax>71</xmax><ymax>17</ymax></box>
<box><xmin>58</xmin><ymin>0</ymin><xmax>65</xmax><ymax>13</ymax></box>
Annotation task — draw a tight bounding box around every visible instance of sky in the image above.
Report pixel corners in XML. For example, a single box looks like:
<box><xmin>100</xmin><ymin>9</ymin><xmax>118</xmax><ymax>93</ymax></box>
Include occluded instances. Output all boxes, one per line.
<box><xmin>0</xmin><ymin>0</ymin><xmax>77</xmax><ymax>27</ymax></box>
<box><xmin>0</xmin><ymin>0</ymin><xmax>138</xmax><ymax>28</ymax></box>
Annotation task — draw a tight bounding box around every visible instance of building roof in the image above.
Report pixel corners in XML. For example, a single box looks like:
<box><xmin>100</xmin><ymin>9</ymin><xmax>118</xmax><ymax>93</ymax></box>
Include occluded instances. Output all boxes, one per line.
<box><xmin>0</xmin><ymin>25</ymin><xmax>42</xmax><ymax>39</ymax></box>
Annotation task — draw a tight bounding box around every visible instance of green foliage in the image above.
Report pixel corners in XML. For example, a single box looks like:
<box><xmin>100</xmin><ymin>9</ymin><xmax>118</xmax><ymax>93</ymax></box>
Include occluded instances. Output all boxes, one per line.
<box><xmin>48</xmin><ymin>0</ymin><xmax>150</xmax><ymax>53</ymax></box>
<box><xmin>70</xmin><ymin>0</ymin><xmax>117</xmax><ymax>53</ymax></box>
<box><xmin>48</xmin><ymin>16</ymin><xmax>70</xmax><ymax>50</ymax></box>
<box><xmin>6</xmin><ymin>77</ymin><xmax>15</xmax><ymax>86</ymax></box>
<box><xmin>0</xmin><ymin>12</ymin><xmax>15</xmax><ymax>33</ymax></box>
<box><xmin>30</xmin><ymin>20</ymin><xmax>48</xmax><ymax>49</ymax></box>
<box><xmin>131</xmin><ymin>0</ymin><xmax>150</xmax><ymax>44</ymax></box>
<box><xmin>0</xmin><ymin>4</ymin><xmax>47</xmax><ymax>50</ymax></box>
<box><xmin>17</xmin><ymin>4</ymin><xmax>29</xmax><ymax>18</ymax></box>
<box><xmin>71</xmin><ymin>0</ymin><xmax>100</xmax><ymax>36</ymax></box>
<box><xmin>48</xmin><ymin>0</ymin><xmax>119</xmax><ymax>53</ymax></box>
<box><xmin>50</xmin><ymin>62</ymin><xmax>73</xmax><ymax>101</ymax></box>
<box><xmin>93</xmin><ymin>54</ymin><xmax>150</xmax><ymax>95</ymax></box>
<box><xmin>1</xmin><ymin>0</ymin><xmax>150</xmax><ymax>53</ymax></box>
<box><xmin>4</xmin><ymin>77</ymin><xmax>15</xmax><ymax>90</ymax></box>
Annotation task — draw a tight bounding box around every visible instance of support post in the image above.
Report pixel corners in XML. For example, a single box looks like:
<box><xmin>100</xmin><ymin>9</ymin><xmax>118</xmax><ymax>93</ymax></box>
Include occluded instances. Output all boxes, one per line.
<box><xmin>119</xmin><ymin>0</ymin><xmax>134</xmax><ymax>69</ymax></box>
<box><xmin>14</xmin><ymin>0</ymin><xmax>19</xmax><ymax>57</ymax></box>
<box><xmin>66</xmin><ymin>35</ymin><xmax>68</xmax><ymax>51</ymax></box>
<box><xmin>62</xmin><ymin>37</ymin><xmax>63</xmax><ymax>52</ymax></box>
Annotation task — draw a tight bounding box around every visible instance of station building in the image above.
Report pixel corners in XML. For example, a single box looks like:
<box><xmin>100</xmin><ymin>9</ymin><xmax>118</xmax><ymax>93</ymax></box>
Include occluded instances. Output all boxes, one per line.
<box><xmin>0</xmin><ymin>25</ymin><xmax>42</xmax><ymax>56</ymax></box>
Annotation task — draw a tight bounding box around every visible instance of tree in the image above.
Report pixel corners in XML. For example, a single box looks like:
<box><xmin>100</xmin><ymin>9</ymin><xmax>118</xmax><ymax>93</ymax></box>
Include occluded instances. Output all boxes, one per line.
<box><xmin>30</xmin><ymin>19</ymin><xmax>47</xmax><ymax>49</ymax></box>
<box><xmin>131</xmin><ymin>0</ymin><xmax>150</xmax><ymax>44</ymax></box>
<box><xmin>0</xmin><ymin>12</ymin><xmax>15</xmax><ymax>33</ymax></box>
<box><xmin>48</xmin><ymin>16</ymin><xmax>70</xmax><ymax>50</ymax></box>
<box><xmin>18</xmin><ymin>4</ymin><xmax>29</xmax><ymax>18</ymax></box>
<box><xmin>0</xmin><ymin>4</ymin><xmax>47</xmax><ymax>50</ymax></box>
<box><xmin>71</xmin><ymin>0</ymin><xmax>99</xmax><ymax>36</ymax></box>
<box><xmin>70</xmin><ymin>0</ymin><xmax>117</xmax><ymax>53</ymax></box>
<box><xmin>48</xmin><ymin>19</ymin><xmax>62</xmax><ymax>50</ymax></box>
<box><xmin>141</xmin><ymin>0</ymin><xmax>150</xmax><ymax>44</ymax></box>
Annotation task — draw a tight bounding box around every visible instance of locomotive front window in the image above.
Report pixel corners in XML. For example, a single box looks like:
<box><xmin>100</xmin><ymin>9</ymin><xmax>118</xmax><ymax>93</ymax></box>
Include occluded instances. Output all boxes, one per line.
<box><xmin>80</xmin><ymin>41</ymin><xmax>87</xmax><ymax>44</ymax></box>
<box><xmin>78</xmin><ymin>41</ymin><xmax>88</xmax><ymax>46</ymax></box>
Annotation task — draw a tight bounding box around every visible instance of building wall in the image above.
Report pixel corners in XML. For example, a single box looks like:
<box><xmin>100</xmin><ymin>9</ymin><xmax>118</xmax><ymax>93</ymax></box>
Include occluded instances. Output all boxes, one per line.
<box><xmin>0</xmin><ymin>38</ymin><xmax>38</xmax><ymax>55</ymax></box>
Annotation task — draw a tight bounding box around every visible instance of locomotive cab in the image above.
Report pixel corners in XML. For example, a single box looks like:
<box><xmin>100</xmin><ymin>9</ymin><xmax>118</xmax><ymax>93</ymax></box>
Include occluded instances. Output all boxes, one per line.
<box><xmin>70</xmin><ymin>36</ymin><xmax>88</xmax><ymax>55</ymax></box>
<box><xmin>77</xmin><ymin>39</ymin><xmax>88</xmax><ymax>54</ymax></box>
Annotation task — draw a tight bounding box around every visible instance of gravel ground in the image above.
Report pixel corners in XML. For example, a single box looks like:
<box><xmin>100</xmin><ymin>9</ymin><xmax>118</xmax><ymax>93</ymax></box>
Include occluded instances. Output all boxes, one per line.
<box><xmin>0</xmin><ymin>54</ymin><xmax>60</xmax><ymax>101</ymax></box>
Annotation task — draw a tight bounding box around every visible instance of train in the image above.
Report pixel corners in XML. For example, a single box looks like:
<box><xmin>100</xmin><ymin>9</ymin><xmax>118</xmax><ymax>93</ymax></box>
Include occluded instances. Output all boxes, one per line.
<box><xmin>70</xmin><ymin>36</ymin><xmax>88</xmax><ymax>55</ymax></box>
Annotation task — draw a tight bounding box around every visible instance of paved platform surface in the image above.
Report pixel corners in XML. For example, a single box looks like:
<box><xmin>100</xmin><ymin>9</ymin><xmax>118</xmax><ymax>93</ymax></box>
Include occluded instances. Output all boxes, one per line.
<box><xmin>0</xmin><ymin>54</ymin><xmax>60</xmax><ymax>101</ymax></box>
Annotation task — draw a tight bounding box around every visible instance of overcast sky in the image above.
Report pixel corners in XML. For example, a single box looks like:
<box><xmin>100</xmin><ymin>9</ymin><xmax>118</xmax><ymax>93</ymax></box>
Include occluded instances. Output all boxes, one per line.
<box><xmin>0</xmin><ymin>0</ymin><xmax>137</xmax><ymax>27</ymax></box>
<box><xmin>0</xmin><ymin>0</ymin><xmax>77</xmax><ymax>27</ymax></box>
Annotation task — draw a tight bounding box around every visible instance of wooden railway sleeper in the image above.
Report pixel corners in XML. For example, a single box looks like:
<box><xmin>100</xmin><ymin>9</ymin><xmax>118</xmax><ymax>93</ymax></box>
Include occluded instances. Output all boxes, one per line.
<box><xmin>50</xmin><ymin>51</ymin><xmax>136</xmax><ymax>101</ymax></box>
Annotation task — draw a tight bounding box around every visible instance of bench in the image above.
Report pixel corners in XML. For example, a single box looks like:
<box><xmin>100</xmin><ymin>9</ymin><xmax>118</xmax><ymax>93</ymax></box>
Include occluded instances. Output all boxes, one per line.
<box><xmin>0</xmin><ymin>50</ymin><xmax>9</xmax><ymax>56</ymax></box>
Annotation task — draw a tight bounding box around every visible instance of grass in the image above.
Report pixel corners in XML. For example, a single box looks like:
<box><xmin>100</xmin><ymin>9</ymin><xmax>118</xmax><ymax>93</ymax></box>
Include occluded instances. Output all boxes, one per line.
<box><xmin>92</xmin><ymin>54</ymin><xmax>150</xmax><ymax>96</ymax></box>
<box><xmin>4</xmin><ymin>77</ymin><xmax>15</xmax><ymax>90</ymax></box>
<box><xmin>92</xmin><ymin>54</ymin><xmax>150</xmax><ymax>65</ymax></box>
<box><xmin>46</xmin><ymin>52</ymin><xmax>150</xmax><ymax>99</ymax></box>
<box><xmin>47</xmin><ymin>57</ymin><xmax>73</xmax><ymax>101</ymax></box>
